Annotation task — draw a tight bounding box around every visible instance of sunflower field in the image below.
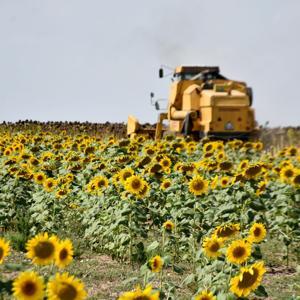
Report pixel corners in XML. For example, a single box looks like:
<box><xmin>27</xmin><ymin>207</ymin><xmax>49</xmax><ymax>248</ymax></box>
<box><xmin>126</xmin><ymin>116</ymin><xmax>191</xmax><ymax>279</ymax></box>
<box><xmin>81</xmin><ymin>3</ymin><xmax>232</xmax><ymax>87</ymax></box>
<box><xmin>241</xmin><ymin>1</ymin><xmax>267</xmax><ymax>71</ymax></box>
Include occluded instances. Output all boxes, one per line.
<box><xmin>0</xmin><ymin>124</ymin><xmax>300</xmax><ymax>299</ymax></box>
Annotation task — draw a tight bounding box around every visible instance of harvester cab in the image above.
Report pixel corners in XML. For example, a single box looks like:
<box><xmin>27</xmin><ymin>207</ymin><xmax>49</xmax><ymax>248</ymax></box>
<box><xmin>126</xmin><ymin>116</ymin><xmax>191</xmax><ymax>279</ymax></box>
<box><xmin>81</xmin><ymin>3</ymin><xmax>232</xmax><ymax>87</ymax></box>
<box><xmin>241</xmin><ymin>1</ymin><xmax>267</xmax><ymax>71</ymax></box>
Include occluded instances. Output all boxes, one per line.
<box><xmin>127</xmin><ymin>66</ymin><xmax>257</xmax><ymax>140</ymax></box>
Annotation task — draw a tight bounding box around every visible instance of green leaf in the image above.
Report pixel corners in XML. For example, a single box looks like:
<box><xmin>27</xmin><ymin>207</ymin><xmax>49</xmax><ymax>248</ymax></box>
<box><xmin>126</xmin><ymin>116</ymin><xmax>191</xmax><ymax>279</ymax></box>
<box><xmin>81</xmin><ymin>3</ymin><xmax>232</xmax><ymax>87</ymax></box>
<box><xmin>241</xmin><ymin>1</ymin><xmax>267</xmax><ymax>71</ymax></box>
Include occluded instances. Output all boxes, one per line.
<box><xmin>182</xmin><ymin>273</ymin><xmax>195</xmax><ymax>286</ymax></box>
<box><xmin>254</xmin><ymin>285</ymin><xmax>268</xmax><ymax>297</ymax></box>
<box><xmin>146</xmin><ymin>241</ymin><xmax>159</xmax><ymax>253</ymax></box>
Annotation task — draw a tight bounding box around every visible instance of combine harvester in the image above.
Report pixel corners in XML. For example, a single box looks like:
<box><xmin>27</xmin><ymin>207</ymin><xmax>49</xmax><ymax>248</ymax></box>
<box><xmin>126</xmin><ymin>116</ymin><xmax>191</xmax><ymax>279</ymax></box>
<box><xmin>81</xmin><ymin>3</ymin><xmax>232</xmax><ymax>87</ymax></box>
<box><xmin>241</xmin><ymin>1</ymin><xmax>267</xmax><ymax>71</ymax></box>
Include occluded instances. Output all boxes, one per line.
<box><xmin>127</xmin><ymin>66</ymin><xmax>258</xmax><ymax>140</ymax></box>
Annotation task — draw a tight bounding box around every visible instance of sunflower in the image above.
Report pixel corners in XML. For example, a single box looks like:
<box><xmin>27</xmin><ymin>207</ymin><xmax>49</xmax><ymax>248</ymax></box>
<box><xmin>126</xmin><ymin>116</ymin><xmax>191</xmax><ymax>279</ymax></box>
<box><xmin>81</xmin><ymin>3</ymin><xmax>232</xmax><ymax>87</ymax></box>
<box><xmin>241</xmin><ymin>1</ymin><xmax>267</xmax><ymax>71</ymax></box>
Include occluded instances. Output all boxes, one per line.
<box><xmin>138</xmin><ymin>182</ymin><xmax>150</xmax><ymax>198</ymax></box>
<box><xmin>118</xmin><ymin>285</ymin><xmax>159</xmax><ymax>300</ymax></box>
<box><xmin>243</xmin><ymin>164</ymin><xmax>262</xmax><ymax>179</ymax></box>
<box><xmin>34</xmin><ymin>172</ymin><xmax>46</xmax><ymax>184</ymax></box>
<box><xmin>159</xmin><ymin>156</ymin><xmax>172</xmax><ymax>169</ymax></box>
<box><xmin>47</xmin><ymin>272</ymin><xmax>87</xmax><ymax>300</ymax></box>
<box><xmin>248</xmin><ymin>223</ymin><xmax>267</xmax><ymax>243</ymax></box>
<box><xmin>202</xmin><ymin>236</ymin><xmax>223</xmax><ymax>258</ymax></box>
<box><xmin>216</xmin><ymin>151</ymin><xmax>226</xmax><ymax>161</ymax></box>
<box><xmin>226</xmin><ymin>239</ymin><xmax>251</xmax><ymax>265</ymax></box>
<box><xmin>125</xmin><ymin>175</ymin><xmax>145</xmax><ymax>195</ymax></box>
<box><xmin>55</xmin><ymin>239</ymin><xmax>74</xmax><ymax>269</ymax></box>
<box><xmin>213</xmin><ymin>223</ymin><xmax>240</xmax><ymax>240</ymax></box>
<box><xmin>26</xmin><ymin>233</ymin><xmax>58</xmax><ymax>266</ymax></box>
<box><xmin>118</xmin><ymin>168</ymin><xmax>135</xmax><ymax>184</ymax></box>
<box><xmin>253</xmin><ymin>142</ymin><xmax>263</xmax><ymax>151</ymax></box>
<box><xmin>219</xmin><ymin>176</ymin><xmax>231</xmax><ymax>188</ymax></box>
<box><xmin>230</xmin><ymin>261</ymin><xmax>266</xmax><ymax>297</ymax></box>
<box><xmin>280</xmin><ymin>166</ymin><xmax>295</xmax><ymax>183</ymax></box>
<box><xmin>12</xmin><ymin>271</ymin><xmax>45</xmax><ymax>300</ymax></box>
<box><xmin>56</xmin><ymin>188</ymin><xmax>70</xmax><ymax>199</ymax></box>
<box><xmin>194</xmin><ymin>290</ymin><xmax>216</xmax><ymax>300</ymax></box>
<box><xmin>160</xmin><ymin>179</ymin><xmax>172</xmax><ymax>190</ymax></box>
<box><xmin>43</xmin><ymin>178</ymin><xmax>57</xmax><ymax>192</ymax></box>
<box><xmin>93</xmin><ymin>176</ymin><xmax>109</xmax><ymax>190</ymax></box>
<box><xmin>203</xmin><ymin>142</ymin><xmax>215</xmax><ymax>153</ymax></box>
<box><xmin>292</xmin><ymin>171</ymin><xmax>300</xmax><ymax>187</ymax></box>
<box><xmin>238</xmin><ymin>159</ymin><xmax>249</xmax><ymax>171</ymax></box>
<box><xmin>163</xmin><ymin>220</ymin><xmax>175</xmax><ymax>232</ymax></box>
<box><xmin>148</xmin><ymin>255</ymin><xmax>164</xmax><ymax>273</ymax></box>
<box><xmin>218</xmin><ymin>160</ymin><xmax>233</xmax><ymax>172</ymax></box>
<box><xmin>256</xmin><ymin>181</ymin><xmax>267</xmax><ymax>196</ymax></box>
<box><xmin>189</xmin><ymin>176</ymin><xmax>208</xmax><ymax>196</ymax></box>
<box><xmin>0</xmin><ymin>238</ymin><xmax>10</xmax><ymax>264</ymax></box>
<box><xmin>286</xmin><ymin>146</ymin><xmax>298</xmax><ymax>156</ymax></box>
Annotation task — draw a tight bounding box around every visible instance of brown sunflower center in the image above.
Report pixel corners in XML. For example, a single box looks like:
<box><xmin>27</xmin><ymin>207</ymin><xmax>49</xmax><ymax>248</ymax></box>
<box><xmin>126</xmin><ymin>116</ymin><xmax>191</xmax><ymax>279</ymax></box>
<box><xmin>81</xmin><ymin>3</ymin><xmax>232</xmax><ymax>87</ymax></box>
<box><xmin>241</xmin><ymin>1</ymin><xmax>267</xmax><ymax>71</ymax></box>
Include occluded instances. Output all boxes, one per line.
<box><xmin>205</xmin><ymin>145</ymin><xmax>213</xmax><ymax>152</ymax></box>
<box><xmin>293</xmin><ymin>175</ymin><xmax>300</xmax><ymax>184</ymax></box>
<box><xmin>192</xmin><ymin>180</ymin><xmax>204</xmax><ymax>191</ymax></box>
<box><xmin>134</xmin><ymin>296</ymin><xmax>151</xmax><ymax>300</ymax></box>
<box><xmin>34</xmin><ymin>241</ymin><xmax>55</xmax><ymax>259</ymax></box>
<box><xmin>123</xmin><ymin>172</ymin><xmax>132</xmax><ymax>180</ymax></box>
<box><xmin>131</xmin><ymin>179</ymin><xmax>142</xmax><ymax>190</ymax></box>
<box><xmin>22</xmin><ymin>281</ymin><xmax>36</xmax><ymax>296</ymax></box>
<box><xmin>232</xmin><ymin>246</ymin><xmax>246</xmax><ymax>258</ymax></box>
<box><xmin>237</xmin><ymin>268</ymin><xmax>259</xmax><ymax>289</ymax></box>
<box><xmin>219</xmin><ymin>161</ymin><xmax>232</xmax><ymax>171</ymax></box>
<box><xmin>163</xmin><ymin>182</ymin><xmax>171</xmax><ymax>189</ymax></box>
<box><xmin>57</xmin><ymin>283</ymin><xmax>77</xmax><ymax>300</ymax></box>
<box><xmin>253</xmin><ymin>227</ymin><xmax>262</xmax><ymax>237</ymax></box>
<box><xmin>59</xmin><ymin>248</ymin><xmax>69</xmax><ymax>260</ymax></box>
<box><xmin>285</xmin><ymin>170</ymin><xmax>294</xmax><ymax>177</ymax></box>
<box><xmin>217</xmin><ymin>227</ymin><xmax>235</xmax><ymax>238</ymax></box>
<box><xmin>97</xmin><ymin>180</ymin><xmax>105</xmax><ymax>187</ymax></box>
<box><xmin>0</xmin><ymin>248</ymin><xmax>3</xmax><ymax>260</ymax></box>
<box><xmin>152</xmin><ymin>259</ymin><xmax>158</xmax><ymax>268</ymax></box>
<box><xmin>209</xmin><ymin>242</ymin><xmax>220</xmax><ymax>252</ymax></box>
<box><xmin>162</xmin><ymin>160</ymin><xmax>169</xmax><ymax>167</ymax></box>
<box><xmin>245</xmin><ymin>165</ymin><xmax>261</xmax><ymax>177</ymax></box>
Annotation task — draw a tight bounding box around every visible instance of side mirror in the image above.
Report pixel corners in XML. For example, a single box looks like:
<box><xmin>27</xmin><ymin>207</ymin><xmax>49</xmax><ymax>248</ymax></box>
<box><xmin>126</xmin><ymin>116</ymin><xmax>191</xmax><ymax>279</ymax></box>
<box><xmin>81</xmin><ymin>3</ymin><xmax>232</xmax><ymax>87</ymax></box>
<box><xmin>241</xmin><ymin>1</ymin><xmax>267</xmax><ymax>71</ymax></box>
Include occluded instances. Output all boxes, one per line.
<box><xmin>155</xmin><ymin>101</ymin><xmax>160</xmax><ymax>110</ymax></box>
<box><xmin>150</xmin><ymin>92</ymin><xmax>155</xmax><ymax>99</ymax></box>
<box><xmin>247</xmin><ymin>87</ymin><xmax>253</xmax><ymax>106</ymax></box>
<box><xmin>159</xmin><ymin>68</ymin><xmax>164</xmax><ymax>78</ymax></box>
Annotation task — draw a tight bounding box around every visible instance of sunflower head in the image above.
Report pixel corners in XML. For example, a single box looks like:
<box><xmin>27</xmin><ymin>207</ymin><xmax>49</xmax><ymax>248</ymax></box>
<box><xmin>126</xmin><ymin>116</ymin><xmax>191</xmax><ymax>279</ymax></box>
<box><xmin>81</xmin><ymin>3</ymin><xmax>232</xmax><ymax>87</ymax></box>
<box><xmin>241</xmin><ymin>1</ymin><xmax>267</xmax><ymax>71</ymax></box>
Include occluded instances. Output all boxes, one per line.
<box><xmin>125</xmin><ymin>175</ymin><xmax>146</xmax><ymax>196</ymax></box>
<box><xmin>160</xmin><ymin>179</ymin><xmax>172</xmax><ymax>190</ymax></box>
<box><xmin>280</xmin><ymin>166</ymin><xmax>295</xmax><ymax>183</ymax></box>
<box><xmin>292</xmin><ymin>171</ymin><xmax>300</xmax><ymax>187</ymax></box>
<box><xmin>34</xmin><ymin>172</ymin><xmax>46</xmax><ymax>184</ymax></box>
<box><xmin>55</xmin><ymin>239</ymin><xmax>74</xmax><ymax>269</ymax></box>
<box><xmin>226</xmin><ymin>239</ymin><xmax>251</xmax><ymax>265</ymax></box>
<box><xmin>47</xmin><ymin>272</ymin><xmax>87</xmax><ymax>300</ymax></box>
<box><xmin>248</xmin><ymin>223</ymin><xmax>267</xmax><ymax>243</ymax></box>
<box><xmin>189</xmin><ymin>176</ymin><xmax>208</xmax><ymax>196</ymax></box>
<box><xmin>118</xmin><ymin>285</ymin><xmax>159</xmax><ymax>300</ymax></box>
<box><xmin>118</xmin><ymin>168</ymin><xmax>134</xmax><ymax>184</ymax></box>
<box><xmin>213</xmin><ymin>223</ymin><xmax>240</xmax><ymax>240</ymax></box>
<box><xmin>163</xmin><ymin>220</ymin><xmax>175</xmax><ymax>232</ymax></box>
<box><xmin>194</xmin><ymin>290</ymin><xmax>216</xmax><ymax>300</ymax></box>
<box><xmin>0</xmin><ymin>238</ymin><xmax>10</xmax><ymax>264</ymax></box>
<box><xmin>218</xmin><ymin>160</ymin><xmax>233</xmax><ymax>172</ymax></box>
<box><xmin>13</xmin><ymin>271</ymin><xmax>45</xmax><ymax>300</ymax></box>
<box><xmin>230</xmin><ymin>261</ymin><xmax>266</xmax><ymax>297</ymax></box>
<box><xmin>148</xmin><ymin>255</ymin><xmax>164</xmax><ymax>273</ymax></box>
<box><xmin>43</xmin><ymin>178</ymin><xmax>57</xmax><ymax>192</ymax></box>
<box><xmin>202</xmin><ymin>236</ymin><xmax>223</xmax><ymax>259</ymax></box>
<box><xmin>26</xmin><ymin>233</ymin><xmax>58</xmax><ymax>266</ymax></box>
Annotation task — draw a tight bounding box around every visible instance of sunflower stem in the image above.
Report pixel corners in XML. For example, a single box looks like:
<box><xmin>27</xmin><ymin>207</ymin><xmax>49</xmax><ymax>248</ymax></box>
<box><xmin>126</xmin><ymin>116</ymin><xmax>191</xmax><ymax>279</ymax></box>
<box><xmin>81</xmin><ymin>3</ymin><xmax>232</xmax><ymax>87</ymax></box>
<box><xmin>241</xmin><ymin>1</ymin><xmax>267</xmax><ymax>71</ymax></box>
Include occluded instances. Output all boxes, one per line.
<box><xmin>128</xmin><ymin>211</ymin><xmax>133</xmax><ymax>269</ymax></box>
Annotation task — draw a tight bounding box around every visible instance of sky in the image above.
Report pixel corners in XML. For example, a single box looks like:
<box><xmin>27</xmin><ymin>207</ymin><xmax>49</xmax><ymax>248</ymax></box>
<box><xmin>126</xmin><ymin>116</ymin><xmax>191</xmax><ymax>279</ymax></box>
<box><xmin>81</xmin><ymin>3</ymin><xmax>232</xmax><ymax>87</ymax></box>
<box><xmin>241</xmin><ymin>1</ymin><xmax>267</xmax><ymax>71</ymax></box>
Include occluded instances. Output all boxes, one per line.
<box><xmin>0</xmin><ymin>0</ymin><xmax>300</xmax><ymax>126</ymax></box>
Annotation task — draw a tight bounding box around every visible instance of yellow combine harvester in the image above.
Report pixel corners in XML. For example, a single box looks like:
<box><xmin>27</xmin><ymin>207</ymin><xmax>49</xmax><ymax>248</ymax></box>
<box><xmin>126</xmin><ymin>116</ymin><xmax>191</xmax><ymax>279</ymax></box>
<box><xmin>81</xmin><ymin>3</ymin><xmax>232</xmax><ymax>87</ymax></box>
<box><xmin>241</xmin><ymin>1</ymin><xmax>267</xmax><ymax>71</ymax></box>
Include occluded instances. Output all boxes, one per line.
<box><xmin>127</xmin><ymin>66</ymin><xmax>257</xmax><ymax>140</ymax></box>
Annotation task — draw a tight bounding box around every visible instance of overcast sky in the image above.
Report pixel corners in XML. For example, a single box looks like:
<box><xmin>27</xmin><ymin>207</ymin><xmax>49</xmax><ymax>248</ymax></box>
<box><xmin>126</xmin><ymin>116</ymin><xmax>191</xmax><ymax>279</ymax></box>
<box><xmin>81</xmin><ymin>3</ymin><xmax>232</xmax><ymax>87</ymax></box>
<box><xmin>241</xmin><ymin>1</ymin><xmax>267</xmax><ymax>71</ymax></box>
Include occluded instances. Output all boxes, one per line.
<box><xmin>0</xmin><ymin>0</ymin><xmax>299</xmax><ymax>126</ymax></box>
